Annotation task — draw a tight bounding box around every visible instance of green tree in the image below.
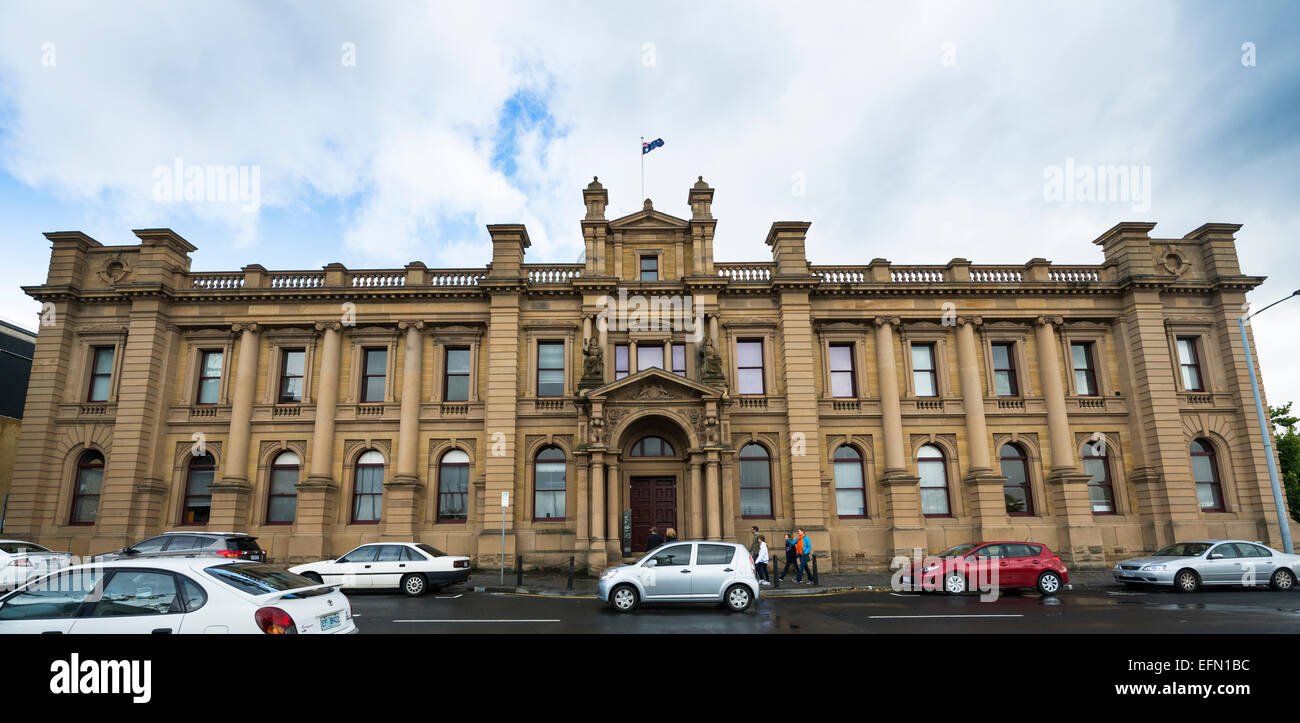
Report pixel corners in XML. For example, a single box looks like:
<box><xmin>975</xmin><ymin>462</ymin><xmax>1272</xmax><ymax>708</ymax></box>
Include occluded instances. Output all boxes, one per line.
<box><xmin>1270</xmin><ymin>403</ymin><xmax>1300</xmax><ymax>521</ymax></box>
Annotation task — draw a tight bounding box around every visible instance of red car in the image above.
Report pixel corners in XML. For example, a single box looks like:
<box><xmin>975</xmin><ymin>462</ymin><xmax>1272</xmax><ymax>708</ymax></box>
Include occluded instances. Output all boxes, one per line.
<box><xmin>899</xmin><ymin>541</ymin><xmax>1069</xmax><ymax>595</ymax></box>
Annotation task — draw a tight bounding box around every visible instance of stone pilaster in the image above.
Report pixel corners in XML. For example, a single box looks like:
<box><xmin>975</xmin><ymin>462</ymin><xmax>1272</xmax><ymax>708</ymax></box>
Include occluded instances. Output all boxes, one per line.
<box><xmin>290</xmin><ymin>322</ymin><xmax>340</xmax><ymax>560</ymax></box>
<box><xmin>383</xmin><ymin>320</ymin><xmax>425</xmax><ymax>539</ymax></box>
<box><xmin>606</xmin><ymin>454</ymin><xmax>620</xmax><ymax>554</ymax></box>
<box><xmin>706</xmin><ymin>454</ymin><xmax>721</xmax><ymax>541</ymax></box>
<box><xmin>875</xmin><ymin>315</ymin><xmax>924</xmax><ymax>557</ymax></box>
<box><xmin>689</xmin><ymin>455</ymin><xmax>703</xmax><ymax>539</ymax></box>
<box><xmin>589</xmin><ymin>453</ymin><xmax>606</xmax><ymax>571</ymax></box>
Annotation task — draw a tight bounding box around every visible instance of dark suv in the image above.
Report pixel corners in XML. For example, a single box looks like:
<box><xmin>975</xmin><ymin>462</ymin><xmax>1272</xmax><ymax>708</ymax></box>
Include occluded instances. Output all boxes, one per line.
<box><xmin>91</xmin><ymin>532</ymin><xmax>266</xmax><ymax>563</ymax></box>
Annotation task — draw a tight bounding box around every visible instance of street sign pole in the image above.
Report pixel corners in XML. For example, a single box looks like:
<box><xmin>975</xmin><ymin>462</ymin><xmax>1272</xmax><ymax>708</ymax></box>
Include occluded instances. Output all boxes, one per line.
<box><xmin>500</xmin><ymin>491</ymin><xmax>509</xmax><ymax>585</ymax></box>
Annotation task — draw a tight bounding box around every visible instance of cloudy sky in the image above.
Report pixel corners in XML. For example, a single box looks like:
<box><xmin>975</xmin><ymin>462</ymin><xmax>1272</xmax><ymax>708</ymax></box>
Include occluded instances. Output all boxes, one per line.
<box><xmin>1</xmin><ymin>1</ymin><xmax>1298</xmax><ymax>407</ymax></box>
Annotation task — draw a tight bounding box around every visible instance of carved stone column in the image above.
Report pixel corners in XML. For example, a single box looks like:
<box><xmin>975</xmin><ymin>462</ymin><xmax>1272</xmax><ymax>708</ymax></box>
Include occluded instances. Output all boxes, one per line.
<box><xmin>706</xmin><ymin>454</ymin><xmax>721</xmax><ymax>541</ymax></box>
<box><xmin>957</xmin><ymin>316</ymin><xmax>1008</xmax><ymax>537</ymax></box>
<box><xmin>291</xmin><ymin>322</ymin><xmax>341</xmax><ymax>561</ymax></box>
<box><xmin>1035</xmin><ymin>315</ymin><xmax>1104</xmax><ymax>568</ymax></box>
<box><xmin>874</xmin><ymin>316</ymin><xmax>924</xmax><ymax>558</ymax></box>
<box><xmin>589</xmin><ymin>453</ymin><xmax>606</xmax><ymax>571</ymax></box>
<box><xmin>606</xmin><ymin>454</ymin><xmax>620</xmax><ymax>552</ymax></box>
<box><xmin>209</xmin><ymin>322</ymin><xmax>259</xmax><ymax>530</ymax></box>
<box><xmin>384</xmin><ymin>320</ymin><xmax>425</xmax><ymax>539</ymax></box>
<box><xmin>690</xmin><ymin>455</ymin><xmax>704</xmax><ymax>540</ymax></box>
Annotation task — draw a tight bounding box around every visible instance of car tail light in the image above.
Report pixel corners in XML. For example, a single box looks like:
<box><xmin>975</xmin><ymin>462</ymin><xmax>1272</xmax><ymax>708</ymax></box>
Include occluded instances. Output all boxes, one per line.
<box><xmin>215</xmin><ymin>550</ymin><xmax>243</xmax><ymax>558</ymax></box>
<box><xmin>254</xmin><ymin>606</ymin><xmax>297</xmax><ymax>634</ymax></box>
<box><xmin>11</xmin><ymin>558</ymin><xmax>32</xmax><ymax>567</ymax></box>
<box><xmin>453</xmin><ymin>560</ymin><xmax>469</xmax><ymax>569</ymax></box>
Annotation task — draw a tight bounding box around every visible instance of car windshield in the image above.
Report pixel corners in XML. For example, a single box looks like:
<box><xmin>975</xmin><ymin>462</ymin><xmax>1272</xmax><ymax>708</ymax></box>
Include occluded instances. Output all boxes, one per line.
<box><xmin>1153</xmin><ymin>543</ymin><xmax>1212</xmax><ymax>557</ymax></box>
<box><xmin>0</xmin><ymin>542</ymin><xmax>51</xmax><ymax>554</ymax></box>
<box><xmin>935</xmin><ymin>544</ymin><xmax>978</xmax><ymax>558</ymax></box>
<box><xmin>416</xmin><ymin>544</ymin><xmax>446</xmax><ymax>558</ymax></box>
<box><xmin>204</xmin><ymin>563</ymin><xmax>318</xmax><ymax>595</ymax></box>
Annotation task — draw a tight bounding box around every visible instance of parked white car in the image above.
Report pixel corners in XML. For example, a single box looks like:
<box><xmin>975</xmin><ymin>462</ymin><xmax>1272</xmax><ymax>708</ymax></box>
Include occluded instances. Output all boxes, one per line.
<box><xmin>290</xmin><ymin>542</ymin><xmax>471</xmax><ymax>597</ymax></box>
<box><xmin>598</xmin><ymin>541</ymin><xmax>759</xmax><ymax>613</ymax></box>
<box><xmin>0</xmin><ymin>558</ymin><xmax>356</xmax><ymax>634</ymax></box>
<box><xmin>0</xmin><ymin>540</ymin><xmax>72</xmax><ymax>592</ymax></box>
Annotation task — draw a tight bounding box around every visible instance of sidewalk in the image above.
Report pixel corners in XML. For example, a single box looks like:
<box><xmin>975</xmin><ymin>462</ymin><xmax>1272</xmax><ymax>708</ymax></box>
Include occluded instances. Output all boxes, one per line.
<box><xmin>465</xmin><ymin>568</ymin><xmax>1120</xmax><ymax>597</ymax></box>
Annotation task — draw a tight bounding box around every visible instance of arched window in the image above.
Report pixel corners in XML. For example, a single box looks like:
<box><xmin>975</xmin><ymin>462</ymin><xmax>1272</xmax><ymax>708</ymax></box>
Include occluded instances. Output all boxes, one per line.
<box><xmin>69</xmin><ymin>450</ymin><xmax>104</xmax><ymax>525</ymax></box>
<box><xmin>438</xmin><ymin>449</ymin><xmax>470</xmax><ymax>521</ymax></box>
<box><xmin>999</xmin><ymin>443</ymin><xmax>1034</xmax><ymax>516</ymax></box>
<box><xmin>1082</xmin><ymin>441</ymin><xmax>1115</xmax><ymax>514</ymax></box>
<box><xmin>834</xmin><ymin>445</ymin><xmax>866</xmax><ymax>518</ymax></box>
<box><xmin>630</xmin><ymin>436</ymin><xmax>675</xmax><ymax>457</ymax></box>
<box><xmin>352</xmin><ymin>450</ymin><xmax>384</xmax><ymax>523</ymax></box>
<box><xmin>917</xmin><ymin>444</ymin><xmax>950</xmax><ymax>516</ymax></box>
<box><xmin>739</xmin><ymin>443</ymin><xmax>773</xmax><ymax>518</ymax></box>
<box><xmin>266</xmin><ymin>451</ymin><xmax>299</xmax><ymax>524</ymax></box>
<box><xmin>183</xmin><ymin>453</ymin><xmax>215</xmax><ymax>525</ymax></box>
<box><xmin>533</xmin><ymin>446</ymin><xmax>566</xmax><ymax>520</ymax></box>
<box><xmin>1190</xmin><ymin>439</ymin><xmax>1224</xmax><ymax>512</ymax></box>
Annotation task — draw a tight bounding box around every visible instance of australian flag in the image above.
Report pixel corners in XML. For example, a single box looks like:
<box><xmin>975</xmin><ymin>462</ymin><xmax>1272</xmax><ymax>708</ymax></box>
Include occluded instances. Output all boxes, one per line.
<box><xmin>642</xmin><ymin>137</ymin><xmax>665</xmax><ymax>155</ymax></box>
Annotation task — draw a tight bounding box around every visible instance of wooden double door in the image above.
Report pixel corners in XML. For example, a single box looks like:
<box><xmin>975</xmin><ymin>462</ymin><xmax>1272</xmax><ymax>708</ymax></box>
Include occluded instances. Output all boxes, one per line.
<box><xmin>629</xmin><ymin>477</ymin><xmax>677</xmax><ymax>552</ymax></box>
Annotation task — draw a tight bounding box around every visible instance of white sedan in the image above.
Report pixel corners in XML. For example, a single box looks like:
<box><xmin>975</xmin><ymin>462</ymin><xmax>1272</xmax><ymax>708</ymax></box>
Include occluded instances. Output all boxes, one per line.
<box><xmin>0</xmin><ymin>539</ymin><xmax>72</xmax><ymax>591</ymax></box>
<box><xmin>290</xmin><ymin>542</ymin><xmax>471</xmax><ymax>597</ymax></box>
<box><xmin>0</xmin><ymin>558</ymin><xmax>356</xmax><ymax>634</ymax></box>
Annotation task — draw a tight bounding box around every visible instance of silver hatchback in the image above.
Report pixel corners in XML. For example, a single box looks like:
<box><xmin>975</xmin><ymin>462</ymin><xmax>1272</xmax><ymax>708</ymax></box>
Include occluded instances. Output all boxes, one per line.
<box><xmin>598</xmin><ymin>541</ymin><xmax>759</xmax><ymax>613</ymax></box>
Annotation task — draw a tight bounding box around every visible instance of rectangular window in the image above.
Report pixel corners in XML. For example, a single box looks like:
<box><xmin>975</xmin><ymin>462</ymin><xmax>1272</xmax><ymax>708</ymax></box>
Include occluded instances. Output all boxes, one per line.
<box><xmin>1177</xmin><ymin>337</ymin><xmax>1204</xmax><ymax>391</ymax></box>
<box><xmin>637</xmin><ymin>345</ymin><xmax>664</xmax><ymax>372</ymax></box>
<box><xmin>443</xmin><ymin>347</ymin><xmax>470</xmax><ymax>401</ymax></box>
<box><xmin>737</xmin><ymin>340</ymin><xmax>765</xmax><ymax>395</ymax></box>
<box><xmin>991</xmin><ymin>343</ymin><xmax>1018</xmax><ymax>396</ymax></box>
<box><xmin>279</xmin><ymin>349</ymin><xmax>305</xmax><ymax>403</ymax></box>
<box><xmin>639</xmin><ymin>255</ymin><xmax>658</xmax><ymax>281</ymax></box>
<box><xmin>196</xmin><ymin>350</ymin><xmax>223</xmax><ymax>405</ymax></box>
<box><xmin>614</xmin><ymin>344</ymin><xmax>629</xmax><ymax>380</ymax></box>
<box><xmin>911</xmin><ymin>343</ymin><xmax>937</xmax><ymax>397</ymax></box>
<box><xmin>360</xmin><ymin>348</ymin><xmax>387</xmax><ymax>402</ymax></box>
<box><xmin>537</xmin><ymin>342</ymin><xmax>565</xmax><ymax>397</ymax></box>
<box><xmin>87</xmin><ymin>346</ymin><xmax>114</xmax><ymax>402</ymax></box>
<box><xmin>672</xmin><ymin>343</ymin><xmax>686</xmax><ymax>376</ymax></box>
<box><xmin>1071</xmin><ymin>342</ymin><xmax>1098</xmax><ymax>396</ymax></box>
<box><xmin>829</xmin><ymin>343</ymin><xmax>856</xmax><ymax>398</ymax></box>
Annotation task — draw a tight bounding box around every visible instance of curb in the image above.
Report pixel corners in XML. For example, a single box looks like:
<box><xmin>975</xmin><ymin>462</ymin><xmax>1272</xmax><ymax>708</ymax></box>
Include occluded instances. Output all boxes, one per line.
<box><xmin>467</xmin><ymin>579</ymin><xmax>1121</xmax><ymax>597</ymax></box>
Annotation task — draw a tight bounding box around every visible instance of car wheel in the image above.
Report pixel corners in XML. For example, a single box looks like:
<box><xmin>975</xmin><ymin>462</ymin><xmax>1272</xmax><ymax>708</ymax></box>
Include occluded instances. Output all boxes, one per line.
<box><xmin>1270</xmin><ymin>568</ymin><xmax>1296</xmax><ymax>591</ymax></box>
<box><xmin>943</xmin><ymin>572</ymin><xmax>968</xmax><ymax>595</ymax></box>
<box><xmin>610</xmin><ymin>584</ymin><xmax>638</xmax><ymax>613</ymax></box>
<box><xmin>1037</xmin><ymin>571</ymin><xmax>1063</xmax><ymax>596</ymax></box>
<box><xmin>1174</xmin><ymin>569</ymin><xmax>1200</xmax><ymax>593</ymax></box>
<box><xmin>401</xmin><ymin>574</ymin><xmax>428</xmax><ymax>597</ymax></box>
<box><xmin>725</xmin><ymin>584</ymin><xmax>753</xmax><ymax>612</ymax></box>
<box><xmin>302</xmin><ymin>572</ymin><xmax>323</xmax><ymax>584</ymax></box>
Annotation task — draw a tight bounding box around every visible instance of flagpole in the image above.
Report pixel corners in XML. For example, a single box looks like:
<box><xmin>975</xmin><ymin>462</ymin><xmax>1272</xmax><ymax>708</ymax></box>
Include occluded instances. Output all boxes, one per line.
<box><xmin>640</xmin><ymin>136</ymin><xmax>645</xmax><ymax>201</ymax></box>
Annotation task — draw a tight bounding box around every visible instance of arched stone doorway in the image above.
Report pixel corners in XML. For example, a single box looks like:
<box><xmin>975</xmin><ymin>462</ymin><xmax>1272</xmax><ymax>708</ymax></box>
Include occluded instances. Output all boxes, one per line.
<box><xmin>617</xmin><ymin>414</ymin><xmax>693</xmax><ymax>553</ymax></box>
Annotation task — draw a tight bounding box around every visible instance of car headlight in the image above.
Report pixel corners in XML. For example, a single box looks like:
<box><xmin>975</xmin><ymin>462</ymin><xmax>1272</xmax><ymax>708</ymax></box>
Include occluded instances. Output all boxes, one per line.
<box><xmin>600</xmin><ymin>568</ymin><xmax>618</xmax><ymax>580</ymax></box>
<box><xmin>921</xmin><ymin>564</ymin><xmax>940</xmax><ymax>572</ymax></box>
<box><xmin>1143</xmin><ymin>564</ymin><xmax>1167</xmax><ymax>571</ymax></box>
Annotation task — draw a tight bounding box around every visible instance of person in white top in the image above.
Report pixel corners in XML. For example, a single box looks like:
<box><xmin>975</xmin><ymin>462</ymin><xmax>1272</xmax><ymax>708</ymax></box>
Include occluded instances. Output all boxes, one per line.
<box><xmin>755</xmin><ymin>535</ymin><xmax>771</xmax><ymax>585</ymax></box>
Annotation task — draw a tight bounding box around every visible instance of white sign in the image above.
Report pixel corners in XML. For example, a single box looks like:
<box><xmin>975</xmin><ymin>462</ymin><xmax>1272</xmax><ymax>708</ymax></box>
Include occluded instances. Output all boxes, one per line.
<box><xmin>501</xmin><ymin>491</ymin><xmax>509</xmax><ymax>507</ymax></box>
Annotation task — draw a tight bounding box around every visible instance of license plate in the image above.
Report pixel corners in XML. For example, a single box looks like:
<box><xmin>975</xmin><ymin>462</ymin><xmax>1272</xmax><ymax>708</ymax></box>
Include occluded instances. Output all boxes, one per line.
<box><xmin>319</xmin><ymin>612</ymin><xmax>341</xmax><ymax>631</ymax></box>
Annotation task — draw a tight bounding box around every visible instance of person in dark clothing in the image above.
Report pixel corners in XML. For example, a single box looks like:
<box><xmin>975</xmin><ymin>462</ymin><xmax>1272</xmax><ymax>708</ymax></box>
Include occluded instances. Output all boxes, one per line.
<box><xmin>645</xmin><ymin>527</ymin><xmax>665</xmax><ymax>550</ymax></box>
<box><xmin>778</xmin><ymin>533</ymin><xmax>799</xmax><ymax>581</ymax></box>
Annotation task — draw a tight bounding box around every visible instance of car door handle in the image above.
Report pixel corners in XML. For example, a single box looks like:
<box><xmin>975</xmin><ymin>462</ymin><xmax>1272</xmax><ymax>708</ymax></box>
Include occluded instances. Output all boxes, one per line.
<box><xmin>364</xmin><ymin>564</ymin><xmax>372</xmax><ymax>568</ymax></box>
<box><xmin>723</xmin><ymin>568</ymin><xmax>734</xmax><ymax>572</ymax></box>
<box><xmin>399</xmin><ymin>564</ymin><xmax>406</xmax><ymax>568</ymax></box>
<box><xmin>680</xmin><ymin>569</ymin><xmax>691</xmax><ymax>574</ymax></box>
<box><xmin>151</xmin><ymin>628</ymin><xmax>173</xmax><ymax>635</ymax></box>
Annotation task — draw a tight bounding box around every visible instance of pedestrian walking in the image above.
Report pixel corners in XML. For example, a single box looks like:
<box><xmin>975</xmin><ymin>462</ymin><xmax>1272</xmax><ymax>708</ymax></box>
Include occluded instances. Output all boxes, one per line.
<box><xmin>664</xmin><ymin>527</ymin><xmax>677</xmax><ymax>543</ymax></box>
<box><xmin>748</xmin><ymin>525</ymin><xmax>761</xmax><ymax>560</ymax></box>
<box><xmin>794</xmin><ymin>528</ymin><xmax>814</xmax><ymax>584</ymax></box>
<box><xmin>645</xmin><ymin>527</ymin><xmax>664</xmax><ymax>550</ymax></box>
<box><xmin>755</xmin><ymin>535</ymin><xmax>770</xmax><ymax>585</ymax></box>
<box><xmin>779</xmin><ymin>533</ymin><xmax>798</xmax><ymax>581</ymax></box>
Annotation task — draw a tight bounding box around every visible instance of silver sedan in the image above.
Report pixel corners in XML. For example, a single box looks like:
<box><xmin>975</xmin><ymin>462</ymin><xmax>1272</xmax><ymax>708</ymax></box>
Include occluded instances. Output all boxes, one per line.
<box><xmin>1113</xmin><ymin>539</ymin><xmax>1300</xmax><ymax>592</ymax></box>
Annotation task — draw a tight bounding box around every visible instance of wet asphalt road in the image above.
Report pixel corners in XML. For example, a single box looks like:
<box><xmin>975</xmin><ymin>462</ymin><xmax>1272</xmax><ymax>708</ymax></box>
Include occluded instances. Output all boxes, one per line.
<box><xmin>346</xmin><ymin>585</ymin><xmax>1300</xmax><ymax>634</ymax></box>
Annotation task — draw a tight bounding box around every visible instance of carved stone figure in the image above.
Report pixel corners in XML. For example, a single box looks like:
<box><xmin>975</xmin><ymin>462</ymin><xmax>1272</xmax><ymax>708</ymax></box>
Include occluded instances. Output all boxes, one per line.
<box><xmin>579</xmin><ymin>338</ymin><xmax>603</xmax><ymax>388</ymax></box>
<box><xmin>700</xmin><ymin>336</ymin><xmax>727</xmax><ymax>388</ymax></box>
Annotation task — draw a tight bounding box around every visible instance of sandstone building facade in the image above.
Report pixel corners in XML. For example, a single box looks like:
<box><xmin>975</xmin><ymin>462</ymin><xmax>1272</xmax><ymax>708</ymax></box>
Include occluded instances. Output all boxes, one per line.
<box><xmin>6</xmin><ymin>177</ymin><xmax>1284</xmax><ymax>571</ymax></box>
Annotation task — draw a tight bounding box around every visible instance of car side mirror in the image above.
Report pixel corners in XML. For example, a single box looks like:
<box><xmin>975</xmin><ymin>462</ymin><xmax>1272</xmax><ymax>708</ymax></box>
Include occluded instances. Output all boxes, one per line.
<box><xmin>123</xmin><ymin>548</ymin><xmax>139</xmax><ymax>556</ymax></box>
<box><xmin>644</xmin><ymin>559</ymin><xmax>658</xmax><ymax>568</ymax></box>
<box><xmin>1208</xmin><ymin>553</ymin><xmax>1223</xmax><ymax>560</ymax></box>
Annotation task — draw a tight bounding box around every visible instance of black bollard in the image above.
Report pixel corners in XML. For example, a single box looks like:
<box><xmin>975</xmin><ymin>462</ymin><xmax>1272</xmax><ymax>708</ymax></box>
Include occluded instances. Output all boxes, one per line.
<box><xmin>516</xmin><ymin>554</ymin><xmax>523</xmax><ymax>587</ymax></box>
<box><xmin>811</xmin><ymin>554</ymin><xmax>820</xmax><ymax>586</ymax></box>
<box><xmin>567</xmin><ymin>555</ymin><xmax>574</xmax><ymax>590</ymax></box>
<box><xmin>773</xmin><ymin>564</ymin><xmax>780</xmax><ymax>589</ymax></box>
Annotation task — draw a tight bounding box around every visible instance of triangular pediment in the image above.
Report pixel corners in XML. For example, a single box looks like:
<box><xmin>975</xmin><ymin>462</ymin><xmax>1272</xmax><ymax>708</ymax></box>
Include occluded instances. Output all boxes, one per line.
<box><xmin>584</xmin><ymin>367</ymin><xmax>722</xmax><ymax>401</ymax></box>
<box><xmin>608</xmin><ymin>207</ymin><xmax>690</xmax><ymax>230</ymax></box>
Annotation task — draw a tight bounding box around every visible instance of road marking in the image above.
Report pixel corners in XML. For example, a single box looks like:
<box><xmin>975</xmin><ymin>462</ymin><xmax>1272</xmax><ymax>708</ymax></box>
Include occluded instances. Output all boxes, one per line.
<box><xmin>393</xmin><ymin>618</ymin><xmax>561</xmax><ymax>623</ymax></box>
<box><xmin>868</xmin><ymin>614</ymin><xmax>1025</xmax><ymax>619</ymax></box>
<box><xmin>889</xmin><ymin>593</ymin><xmax>920</xmax><ymax>597</ymax></box>
<box><xmin>434</xmin><ymin>594</ymin><xmax>464</xmax><ymax>599</ymax></box>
